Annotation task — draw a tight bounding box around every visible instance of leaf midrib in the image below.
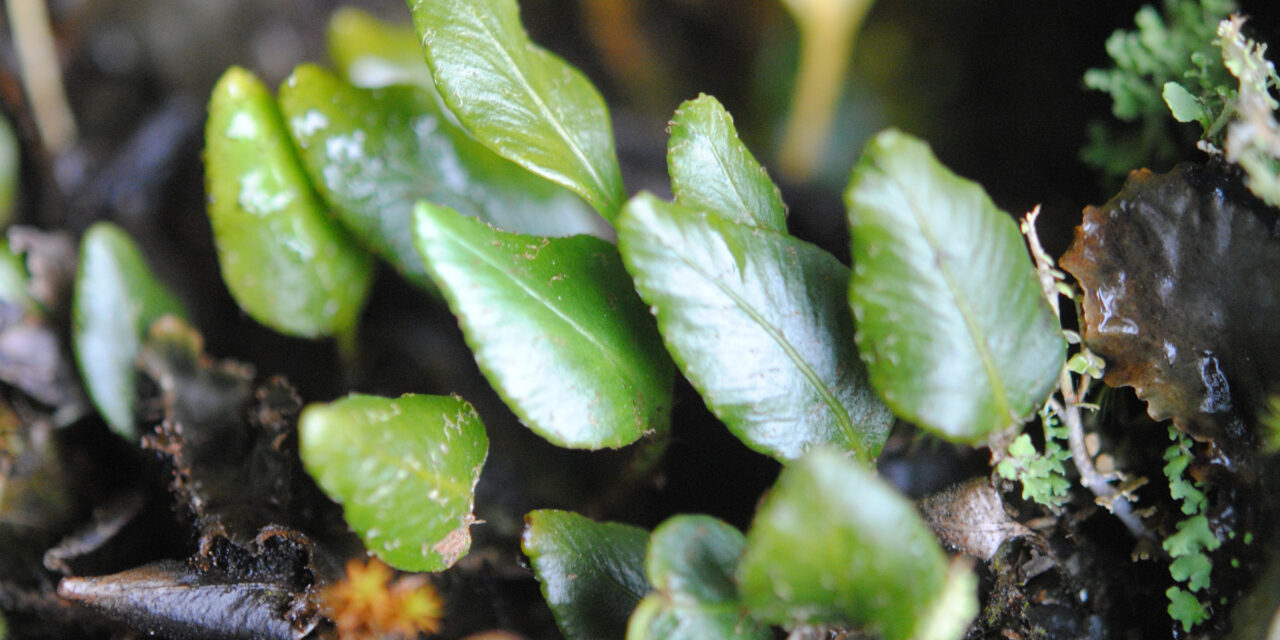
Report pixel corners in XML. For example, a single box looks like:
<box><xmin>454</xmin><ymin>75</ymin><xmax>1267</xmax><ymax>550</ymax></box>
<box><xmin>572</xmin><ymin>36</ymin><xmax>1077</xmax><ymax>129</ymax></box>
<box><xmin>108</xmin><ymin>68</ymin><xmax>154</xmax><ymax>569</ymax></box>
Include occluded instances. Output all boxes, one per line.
<box><xmin>454</xmin><ymin>1</ymin><xmax>617</xmax><ymax>213</ymax></box>
<box><xmin>431</xmin><ymin>218</ymin><xmax>636</xmax><ymax>383</ymax></box>
<box><xmin>881</xmin><ymin>163</ymin><xmax>1011</xmax><ymax>424</ymax></box>
<box><xmin>650</xmin><ymin>219</ymin><xmax>863</xmax><ymax>461</ymax></box>
<box><xmin>686</xmin><ymin>125</ymin><xmax>757</xmax><ymax>226</ymax></box>
<box><xmin>372</xmin><ymin>447</ymin><xmax>473</xmax><ymax>499</ymax></box>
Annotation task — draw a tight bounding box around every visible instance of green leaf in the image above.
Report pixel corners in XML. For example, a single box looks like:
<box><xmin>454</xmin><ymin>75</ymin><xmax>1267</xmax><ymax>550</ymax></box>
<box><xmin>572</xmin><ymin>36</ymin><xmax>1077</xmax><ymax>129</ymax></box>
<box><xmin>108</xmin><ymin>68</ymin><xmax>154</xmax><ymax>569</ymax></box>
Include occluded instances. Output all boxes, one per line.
<box><xmin>204</xmin><ymin>66</ymin><xmax>374</xmax><ymax>339</ymax></box>
<box><xmin>1163</xmin><ymin>514</ymin><xmax>1222</xmax><ymax>557</ymax></box>
<box><xmin>616</xmin><ymin>194</ymin><xmax>891</xmax><ymax>463</ymax></box>
<box><xmin>413</xmin><ymin>201</ymin><xmax>672</xmax><ymax>449</ymax></box>
<box><xmin>72</xmin><ymin>223</ymin><xmax>186</xmax><ymax>440</ymax></box>
<box><xmin>1170</xmin><ymin>552</ymin><xmax>1214</xmax><ymax>592</ymax></box>
<box><xmin>1163</xmin><ymin>81</ymin><xmax>1207</xmax><ymax>124</ymax></box>
<box><xmin>523</xmin><ymin>509</ymin><xmax>651</xmax><ymax>640</ymax></box>
<box><xmin>627</xmin><ymin>515</ymin><xmax>769</xmax><ymax>640</ymax></box>
<box><xmin>279</xmin><ymin>65</ymin><xmax>606</xmax><ymax>291</ymax></box>
<box><xmin>299</xmin><ymin>393</ymin><xmax>488</xmax><ymax>572</ymax></box>
<box><xmin>407</xmin><ymin>0</ymin><xmax>626</xmax><ymax>219</ymax></box>
<box><xmin>845</xmin><ymin>129</ymin><xmax>1064</xmax><ymax>442</ymax></box>
<box><xmin>327</xmin><ymin>7</ymin><xmax>434</xmax><ymax>89</ymax></box>
<box><xmin>667</xmin><ymin>95</ymin><xmax>786</xmax><ymax>231</ymax></box>
<box><xmin>1167</xmin><ymin>586</ymin><xmax>1210</xmax><ymax>632</ymax></box>
<box><xmin>736</xmin><ymin>448</ymin><xmax>977</xmax><ymax>640</ymax></box>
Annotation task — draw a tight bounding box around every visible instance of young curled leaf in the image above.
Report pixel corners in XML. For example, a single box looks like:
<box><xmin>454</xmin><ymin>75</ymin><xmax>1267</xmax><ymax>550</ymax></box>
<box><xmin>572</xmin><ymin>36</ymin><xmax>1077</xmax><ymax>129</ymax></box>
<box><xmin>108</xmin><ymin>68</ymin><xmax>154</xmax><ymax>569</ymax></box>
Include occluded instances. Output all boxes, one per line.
<box><xmin>627</xmin><ymin>515</ymin><xmax>768</xmax><ymax>640</ymax></box>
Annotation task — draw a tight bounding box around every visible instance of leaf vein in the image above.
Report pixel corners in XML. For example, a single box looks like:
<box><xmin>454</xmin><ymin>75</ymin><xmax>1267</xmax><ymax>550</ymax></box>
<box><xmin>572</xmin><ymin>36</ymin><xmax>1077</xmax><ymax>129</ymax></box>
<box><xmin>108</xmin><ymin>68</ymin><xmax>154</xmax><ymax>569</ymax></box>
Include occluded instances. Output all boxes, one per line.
<box><xmin>884</xmin><ymin>167</ymin><xmax>1011</xmax><ymax>423</ymax></box>
<box><xmin>662</xmin><ymin>238</ymin><xmax>864</xmax><ymax>461</ymax></box>
<box><xmin>459</xmin><ymin>2</ymin><xmax>615</xmax><ymax>212</ymax></box>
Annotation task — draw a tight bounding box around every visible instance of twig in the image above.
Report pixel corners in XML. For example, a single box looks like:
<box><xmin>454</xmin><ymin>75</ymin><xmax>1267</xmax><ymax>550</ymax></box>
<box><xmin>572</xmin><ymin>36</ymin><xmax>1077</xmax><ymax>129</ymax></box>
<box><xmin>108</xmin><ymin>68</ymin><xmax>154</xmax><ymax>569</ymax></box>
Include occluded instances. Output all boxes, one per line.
<box><xmin>1022</xmin><ymin>208</ymin><xmax>1149</xmax><ymax>539</ymax></box>
<box><xmin>7</xmin><ymin>0</ymin><xmax>77</xmax><ymax>154</ymax></box>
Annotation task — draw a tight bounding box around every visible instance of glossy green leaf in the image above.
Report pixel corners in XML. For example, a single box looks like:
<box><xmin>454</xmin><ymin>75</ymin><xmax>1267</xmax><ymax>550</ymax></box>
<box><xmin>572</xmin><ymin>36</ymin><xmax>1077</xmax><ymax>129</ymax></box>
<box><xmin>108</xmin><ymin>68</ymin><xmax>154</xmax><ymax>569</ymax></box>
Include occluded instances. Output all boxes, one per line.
<box><xmin>616</xmin><ymin>194</ymin><xmax>891</xmax><ymax>463</ymax></box>
<box><xmin>279</xmin><ymin>65</ymin><xmax>606</xmax><ymax>291</ymax></box>
<box><xmin>667</xmin><ymin>95</ymin><xmax>786</xmax><ymax>231</ymax></box>
<box><xmin>627</xmin><ymin>515</ymin><xmax>768</xmax><ymax>640</ymax></box>
<box><xmin>413</xmin><ymin>201</ymin><xmax>672</xmax><ymax>449</ymax></box>
<box><xmin>737</xmin><ymin>448</ymin><xmax>977</xmax><ymax>640</ymax></box>
<box><xmin>299</xmin><ymin>393</ymin><xmax>488</xmax><ymax>572</ymax></box>
<box><xmin>407</xmin><ymin>0</ymin><xmax>626</xmax><ymax>219</ymax></box>
<box><xmin>72</xmin><ymin>223</ymin><xmax>186</xmax><ymax>440</ymax></box>
<box><xmin>327</xmin><ymin>7</ymin><xmax>434</xmax><ymax>89</ymax></box>
<box><xmin>204</xmin><ymin>66</ymin><xmax>374</xmax><ymax>339</ymax></box>
<box><xmin>523</xmin><ymin>509</ymin><xmax>651</xmax><ymax>640</ymax></box>
<box><xmin>845</xmin><ymin>129</ymin><xmax>1064</xmax><ymax>442</ymax></box>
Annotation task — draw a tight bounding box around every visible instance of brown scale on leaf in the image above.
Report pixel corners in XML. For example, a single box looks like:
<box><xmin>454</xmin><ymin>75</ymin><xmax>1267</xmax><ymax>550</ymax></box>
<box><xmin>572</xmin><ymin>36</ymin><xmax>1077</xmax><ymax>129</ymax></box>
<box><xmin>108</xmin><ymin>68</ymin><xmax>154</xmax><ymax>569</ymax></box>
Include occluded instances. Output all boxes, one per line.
<box><xmin>1060</xmin><ymin>162</ymin><xmax>1280</xmax><ymax>465</ymax></box>
<box><xmin>1060</xmin><ymin>162</ymin><xmax>1280</xmax><ymax>630</ymax></box>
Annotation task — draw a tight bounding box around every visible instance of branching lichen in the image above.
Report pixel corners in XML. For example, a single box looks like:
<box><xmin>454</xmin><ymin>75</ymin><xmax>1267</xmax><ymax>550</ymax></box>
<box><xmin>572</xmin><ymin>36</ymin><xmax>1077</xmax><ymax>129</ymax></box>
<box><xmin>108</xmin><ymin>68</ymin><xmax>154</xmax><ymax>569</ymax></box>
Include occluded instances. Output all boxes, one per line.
<box><xmin>1217</xmin><ymin>15</ymin><xmax>1280</xmax><ymax>205</ymax></box>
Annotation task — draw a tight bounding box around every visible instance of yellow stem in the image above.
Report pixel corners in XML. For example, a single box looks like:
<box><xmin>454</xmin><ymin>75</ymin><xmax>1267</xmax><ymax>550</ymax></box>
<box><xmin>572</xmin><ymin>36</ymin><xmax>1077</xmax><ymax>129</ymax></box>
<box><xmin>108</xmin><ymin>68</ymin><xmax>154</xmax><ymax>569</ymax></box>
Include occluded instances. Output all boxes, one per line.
<box><xmin>778</xmin><ymin>0</ymin><xmax>873</xmax><ymax>182</ymax></box>
<box><xmin>7</xmin><ymin>0</ymin><xmax>77</xmax><ymax>154</ymax></box>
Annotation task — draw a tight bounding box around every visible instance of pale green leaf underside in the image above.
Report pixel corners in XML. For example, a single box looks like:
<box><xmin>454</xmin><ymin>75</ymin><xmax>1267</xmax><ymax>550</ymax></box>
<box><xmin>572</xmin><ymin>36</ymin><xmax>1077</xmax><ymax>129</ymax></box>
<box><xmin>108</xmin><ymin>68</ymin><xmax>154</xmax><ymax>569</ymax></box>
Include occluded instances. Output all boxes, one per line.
<box><xmin>616</xmin><ymin>194</ymin><xmax>891</xmax><ymax>463</ymax></box>
<box><xmin>736</xmin><ymin>448</ymin><xmax>976</xmax><ymax>640</ymax></box>
<box><xmin>845</xmin><ymin>129</ymin><xmax>1064</xmax><ymax>442</ymax></box>
<box><xmin>299</xmin><ymin>393</ymin><xmax>488</xmax><ymax>572</ymax></box>
<box><xmin>523</xmin><ymin>509</ymin><xmax>651</xmax><ymax>640</ymax></box>
<box><xmin>667</xmin><ymin>94</ymin><xmax>786</xmax><ymax>231</ymax></box>
<box><xmin>73</xmin><ymin>223</ymin><xmax>186</xmax><ymax>440</ymax></box>
<box><xmin>327</xmin><ymin>7</ymin><xmax>435</xmax><ymax>89</ymax></box>
<box><xmin>204</xmin><ymin>66</ymin><xmax>373</xmax><ymax>339</ymax></box>
<box><xmin>408</xmin><ymin>0</ymin><xmax>625</xmax><ymax>219</ymax></box>
<box><xmin>280</xmin><ymin>64</ymin><xmax>605</xmax><ymax>290</ymax></box>
<box><xmin>413</xmin><ymin>201</ymin><xmax>672</xmax><ymax>449</ymax></box>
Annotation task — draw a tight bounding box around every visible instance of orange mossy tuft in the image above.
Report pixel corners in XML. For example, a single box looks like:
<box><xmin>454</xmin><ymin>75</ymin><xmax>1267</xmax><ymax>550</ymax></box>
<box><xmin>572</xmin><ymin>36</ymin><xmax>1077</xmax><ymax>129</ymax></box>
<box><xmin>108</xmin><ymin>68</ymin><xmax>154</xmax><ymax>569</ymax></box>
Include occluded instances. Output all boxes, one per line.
<box><xmin>322</xmin><ymin>557</ymin><xmax>443</xmax><ymax>639</ymax></box>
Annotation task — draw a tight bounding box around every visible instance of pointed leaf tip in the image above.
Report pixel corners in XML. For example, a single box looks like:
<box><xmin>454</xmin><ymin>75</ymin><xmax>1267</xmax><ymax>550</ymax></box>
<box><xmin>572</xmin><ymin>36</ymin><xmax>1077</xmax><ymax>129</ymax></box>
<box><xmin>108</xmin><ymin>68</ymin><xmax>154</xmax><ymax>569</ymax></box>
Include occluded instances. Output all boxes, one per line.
<box><xmin>413</xmin><ymin>201</ymin><xmax>672</xmax><ymax>449</ymax></box>
<box><xmin>617</xmin><ymin>193</ymin><xmax>891</xmax><ymax>462</ymax></box>
<box><xmin>408</xmin><ymin>0</ymin><xmax>625</xmax><ymax>219</ymax></box>
<box><xmin>667</xmin><ymin>94</ymin><xmax>786</xmax><ymax>231</ymax></box>
<box><xmin>523</xmin><ymin>509</ymin><xmax>651</xmax><ymax>640</ymax></box>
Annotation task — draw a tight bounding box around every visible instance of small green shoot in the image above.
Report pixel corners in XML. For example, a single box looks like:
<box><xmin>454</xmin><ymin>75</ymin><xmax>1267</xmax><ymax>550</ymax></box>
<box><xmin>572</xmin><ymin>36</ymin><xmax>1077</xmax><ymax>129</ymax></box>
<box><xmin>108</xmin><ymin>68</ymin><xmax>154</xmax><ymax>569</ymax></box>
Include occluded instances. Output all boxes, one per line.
<box><xmin>995</xmin><ymin>407</ymin><xmax>1072</xmax><ymax>508</ymax></box>
<box><xmin>1161</xmin><ymin>426</ymin><xmax>1221</xmax><ymax>630</ymax></box>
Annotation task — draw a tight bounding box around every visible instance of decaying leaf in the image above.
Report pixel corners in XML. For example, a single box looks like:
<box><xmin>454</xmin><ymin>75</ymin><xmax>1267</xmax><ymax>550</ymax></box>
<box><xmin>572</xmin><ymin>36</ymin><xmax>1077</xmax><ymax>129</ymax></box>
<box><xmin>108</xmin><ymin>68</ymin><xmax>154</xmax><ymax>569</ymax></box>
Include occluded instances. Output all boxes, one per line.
<box><xmin>58</xmin><ymin>527</ymin><xmax>322</xmax><ymax>640</ymax></box>
<box><xmin>918</xmin><ymin>478</ymin><xmax>1032</xmax><ymax>561</ymax></box>
<box><xmin>0</xmin><ymin>228</ymin><xmax>87</xmax><ymax>422</ymax></box>
<box><xmin>54</xmin><ymin>316</ymin><xmax>361</xmax><ymax>637</ymax></box>
<box><xmin>1060</xmin><ymin>162</ymin><xmax>1280</xmax><ymax>450</ymax></box>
